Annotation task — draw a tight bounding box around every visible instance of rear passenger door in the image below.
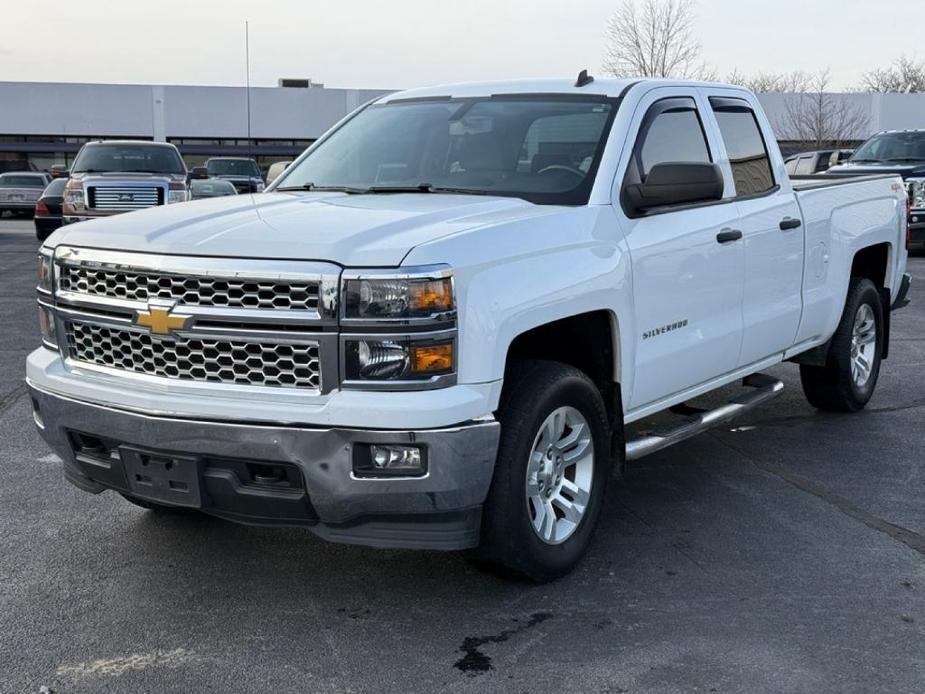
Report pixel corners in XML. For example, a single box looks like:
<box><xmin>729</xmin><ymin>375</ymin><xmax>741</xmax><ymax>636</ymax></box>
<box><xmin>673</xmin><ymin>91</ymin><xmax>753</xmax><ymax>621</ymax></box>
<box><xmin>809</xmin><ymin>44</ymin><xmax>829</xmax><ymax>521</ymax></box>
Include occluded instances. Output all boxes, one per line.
<box><xmin>707</xmin><ymin>96</ymin><xmax>804</xmax><ymax>366</ymax></box>
<box><xmin>618</xmin><ymin>91</ymin><xmax>745</xmax><ymax>410</ymax></box>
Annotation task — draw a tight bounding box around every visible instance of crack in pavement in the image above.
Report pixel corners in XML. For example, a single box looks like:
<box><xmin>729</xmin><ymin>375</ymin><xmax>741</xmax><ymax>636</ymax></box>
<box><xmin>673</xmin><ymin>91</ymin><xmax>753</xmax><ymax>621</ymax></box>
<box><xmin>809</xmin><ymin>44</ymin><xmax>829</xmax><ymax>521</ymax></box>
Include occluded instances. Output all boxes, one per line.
<box><xmin>0</xmin><ymin>382</ymin><xmax>26</xmax><ymax>417</ymax></box>
<box><xmin>713</xmin><ymin>434</ymin><xmax>925</xmax><ymax>559</ymax></box>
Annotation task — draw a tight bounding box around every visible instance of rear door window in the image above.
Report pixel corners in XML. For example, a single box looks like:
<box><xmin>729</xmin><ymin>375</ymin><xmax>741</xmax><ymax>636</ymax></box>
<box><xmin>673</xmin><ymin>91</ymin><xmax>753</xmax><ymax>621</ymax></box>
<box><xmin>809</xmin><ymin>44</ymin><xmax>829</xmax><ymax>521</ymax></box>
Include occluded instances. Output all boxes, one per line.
<box><xmin>709</xmin><ymin>97</ymin><xmax>776</xmax><ymax>196</ymax></box>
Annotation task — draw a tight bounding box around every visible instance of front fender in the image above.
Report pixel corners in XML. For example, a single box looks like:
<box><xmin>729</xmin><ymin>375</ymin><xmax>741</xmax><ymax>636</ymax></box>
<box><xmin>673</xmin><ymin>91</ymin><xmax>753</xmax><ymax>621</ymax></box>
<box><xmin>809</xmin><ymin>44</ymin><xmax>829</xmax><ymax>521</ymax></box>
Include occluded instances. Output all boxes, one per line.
<box><xmin>403</xmin><ymin>206</ymin><xmax>635</xmax><ymax>409</ymax></box>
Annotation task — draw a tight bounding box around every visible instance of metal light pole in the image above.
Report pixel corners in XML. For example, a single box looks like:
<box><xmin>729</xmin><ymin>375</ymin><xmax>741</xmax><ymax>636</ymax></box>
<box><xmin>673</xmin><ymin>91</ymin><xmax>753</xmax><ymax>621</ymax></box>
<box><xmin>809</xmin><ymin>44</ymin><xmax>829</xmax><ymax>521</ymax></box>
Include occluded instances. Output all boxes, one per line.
<box><xmin>245</xmin><ymin>20</ymin><xmax>252</xmax><ymax>157</ymax></box>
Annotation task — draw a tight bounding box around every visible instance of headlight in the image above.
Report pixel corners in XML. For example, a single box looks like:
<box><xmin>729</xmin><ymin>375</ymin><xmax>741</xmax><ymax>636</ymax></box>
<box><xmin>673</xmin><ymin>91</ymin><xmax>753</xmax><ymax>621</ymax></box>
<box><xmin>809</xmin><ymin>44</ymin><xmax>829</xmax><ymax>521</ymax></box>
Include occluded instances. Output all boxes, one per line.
<box><xmin>909</xmin><ymin>179</ymin><xmax>925</xmax><ymax>209</ymax></box>
<box><xmin>168</xmin><ymin>190</ymin><xmax>190</xmax><ymax>204</ymax></box>
<box><xmin>64</xmin><ymin>188</ymin><xmax>85</xmax><ymax>206</ymax></box>
<box><xmin>37</xmin><ymin>250</ymin><xmax>54</xmax><ymax>293</ymax></box>
<box><xmin>343</xmin><ymin>335</ymin><xmax>455</xmax><ymax>384</ymax></box>
<box><xmin>340</xmin><ymin>267</ymin><xmax>457</xmax><ymax>388</ymax></box>
<box><xmin>255</xmin><ymin>181</ymin><xmax>266</xmax><ymax>192</ymax></box>
<box><xmin>343</xmin><ymin>273</ymin><xmax>455</xmax><ymax>321</ymax></box>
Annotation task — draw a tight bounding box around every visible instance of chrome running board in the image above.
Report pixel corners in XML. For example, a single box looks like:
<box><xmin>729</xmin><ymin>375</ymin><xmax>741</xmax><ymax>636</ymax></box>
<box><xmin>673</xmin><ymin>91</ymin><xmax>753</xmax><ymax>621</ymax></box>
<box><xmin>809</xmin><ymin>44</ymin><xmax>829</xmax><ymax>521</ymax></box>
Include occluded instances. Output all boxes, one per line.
<box><xmin>625</xmin><ymin>373</ymin><xmax>784</xmax><ymax>462</ymax></box>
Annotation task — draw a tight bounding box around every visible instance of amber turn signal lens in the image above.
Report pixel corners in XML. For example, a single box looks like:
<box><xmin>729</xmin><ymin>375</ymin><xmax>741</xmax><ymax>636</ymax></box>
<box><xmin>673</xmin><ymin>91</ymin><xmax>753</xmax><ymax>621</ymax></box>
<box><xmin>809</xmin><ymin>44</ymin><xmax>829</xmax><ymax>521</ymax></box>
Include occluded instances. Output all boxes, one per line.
<box><xmin>409</xmin><ymin>278</ymin><xmax>454</xmax><ymax>313</ymax></box>
<box><xmin>411</xmin><ymin>342</ymin><xmax>454</xmax><ymax>374</ymax></box>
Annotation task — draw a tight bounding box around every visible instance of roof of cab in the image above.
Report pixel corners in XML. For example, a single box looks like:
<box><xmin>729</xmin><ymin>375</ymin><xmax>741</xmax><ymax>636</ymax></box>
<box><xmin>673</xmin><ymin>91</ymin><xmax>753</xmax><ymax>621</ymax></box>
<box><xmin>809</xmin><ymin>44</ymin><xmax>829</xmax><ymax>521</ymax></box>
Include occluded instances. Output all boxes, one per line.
<box><xmin>376</xmin><ymin>78</ymin><xmax>640</xmax><ymax>102</ymax></box>
<box><xmin>375</xmin><ymin>77</ymin><xmax>747</xmax><ymax>103</ymax></box>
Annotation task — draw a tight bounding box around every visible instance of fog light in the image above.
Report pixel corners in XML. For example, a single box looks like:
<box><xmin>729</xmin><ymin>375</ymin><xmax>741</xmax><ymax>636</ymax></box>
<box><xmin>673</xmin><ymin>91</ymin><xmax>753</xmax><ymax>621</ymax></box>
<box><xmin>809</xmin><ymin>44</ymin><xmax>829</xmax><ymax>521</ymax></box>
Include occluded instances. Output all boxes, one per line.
<box><xmin>353</xmin><ymin>444</ymin><xmax>426</xmax><ymax>478</ymax></box>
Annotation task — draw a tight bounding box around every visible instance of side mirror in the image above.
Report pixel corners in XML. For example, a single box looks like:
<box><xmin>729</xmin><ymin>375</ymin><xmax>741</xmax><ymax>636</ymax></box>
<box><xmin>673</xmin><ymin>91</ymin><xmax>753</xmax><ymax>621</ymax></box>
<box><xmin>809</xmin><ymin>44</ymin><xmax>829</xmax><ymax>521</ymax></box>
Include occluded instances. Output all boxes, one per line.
<box><xmin>50</xmin><ymin>165</ymin><xmax>70</xmax><ymax>178</ymax></box>
<box><xmin>624</xmin><ymin>162</ymin><xmax>724</xmax><ymax>215</ymax></box>
<box><xmin>190</xmin><ymin>167</ymin><xmax>209</xmax><ymax>180</ymax></box>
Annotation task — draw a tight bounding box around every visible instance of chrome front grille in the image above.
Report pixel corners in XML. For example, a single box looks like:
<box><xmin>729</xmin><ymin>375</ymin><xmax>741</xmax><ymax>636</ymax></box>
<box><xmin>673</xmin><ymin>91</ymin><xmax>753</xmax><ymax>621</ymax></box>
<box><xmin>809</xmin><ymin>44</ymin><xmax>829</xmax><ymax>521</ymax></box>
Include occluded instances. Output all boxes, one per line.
<box><xmin>66</xmin><ymin>321</ymin><xmax>321</xmax><ymax>389</ymax></box>
<box><xmin>51</xmin><ymin>247</ymin><xmax>339</xmax><ymax>394</ymax></box>
<box><xmin>89</xmin><ymin>185</ymin><xmax>162</xmax><ymax>210</ymax></box>
<box><xmin>59</xmin><ymin>266</ymin><xmax>320</xmax><ymax>311</ymax></box>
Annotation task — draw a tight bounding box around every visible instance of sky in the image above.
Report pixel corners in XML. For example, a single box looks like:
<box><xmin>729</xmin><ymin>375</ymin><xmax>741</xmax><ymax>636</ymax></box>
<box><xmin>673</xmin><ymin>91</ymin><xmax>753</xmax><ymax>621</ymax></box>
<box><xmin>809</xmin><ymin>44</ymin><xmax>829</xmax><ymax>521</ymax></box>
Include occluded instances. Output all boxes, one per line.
<box><xmin>0</xmin><ymin>0</ymin><xmax>919</xmax><ymax>91</ymax></box>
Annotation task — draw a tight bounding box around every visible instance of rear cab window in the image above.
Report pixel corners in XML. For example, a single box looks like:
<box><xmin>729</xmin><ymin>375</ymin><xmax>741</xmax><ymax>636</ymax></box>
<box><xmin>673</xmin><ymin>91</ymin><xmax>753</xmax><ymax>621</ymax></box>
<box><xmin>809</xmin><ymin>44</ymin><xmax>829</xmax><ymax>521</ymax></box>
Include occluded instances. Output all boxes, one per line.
<box><xmin>795</xmin><ymin>156</ymin><xmax>815</xmax><ymax>175</ymax></box>
<box><xmin>0</xmin><ymin>175</ymin><xmax>47</xmax><ymax>187</ymax></box>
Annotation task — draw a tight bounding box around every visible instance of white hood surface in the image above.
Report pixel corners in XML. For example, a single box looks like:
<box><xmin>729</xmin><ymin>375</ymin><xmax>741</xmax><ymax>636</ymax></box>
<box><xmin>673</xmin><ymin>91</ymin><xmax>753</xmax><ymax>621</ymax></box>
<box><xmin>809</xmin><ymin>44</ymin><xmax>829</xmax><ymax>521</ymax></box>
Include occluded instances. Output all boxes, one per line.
<box><xmin>49</xmin><ymin>191</ymin><xmax>549</xmax><ymax>267</ymax></box>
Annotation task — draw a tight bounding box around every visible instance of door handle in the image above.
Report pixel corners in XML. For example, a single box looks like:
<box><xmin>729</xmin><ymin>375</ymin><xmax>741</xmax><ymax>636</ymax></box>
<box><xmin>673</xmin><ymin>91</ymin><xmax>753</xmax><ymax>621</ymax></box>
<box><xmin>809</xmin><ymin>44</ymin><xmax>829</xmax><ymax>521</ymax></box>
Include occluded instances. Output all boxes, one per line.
<box><xmin>716</xmin><ymin>228</ymin><xmax>743</xmax><ymax>244</ymax></box>
<box><xmin>779</xmin><ymin>217</ymin><xmax>802</xmax><ymax>231</ymax></box>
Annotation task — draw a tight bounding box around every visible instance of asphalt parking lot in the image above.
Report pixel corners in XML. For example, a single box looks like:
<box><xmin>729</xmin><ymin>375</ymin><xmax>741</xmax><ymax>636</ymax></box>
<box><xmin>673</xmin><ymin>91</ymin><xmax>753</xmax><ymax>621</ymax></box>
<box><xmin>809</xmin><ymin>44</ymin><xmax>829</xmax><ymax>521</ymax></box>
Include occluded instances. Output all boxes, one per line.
<box><xmin>1</xmin><ymin>216</ymin><xmax>923</xmax><ymax>694</ymax></box>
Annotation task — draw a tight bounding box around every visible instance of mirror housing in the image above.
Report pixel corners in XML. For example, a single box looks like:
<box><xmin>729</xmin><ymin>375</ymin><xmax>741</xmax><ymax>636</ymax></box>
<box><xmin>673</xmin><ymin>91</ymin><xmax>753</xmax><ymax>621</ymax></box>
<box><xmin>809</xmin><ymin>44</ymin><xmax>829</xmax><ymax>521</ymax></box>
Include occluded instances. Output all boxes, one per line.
<box><xmin>624</xmin><ymin>162</ymin><xmax>724</xmax><ymax>215</ymax></box>
<box><xmin>50</xmin><ymin>165</ymin><xmax>70</xmax><ymax>179</ymax></box>
<box><xmin>190</xmin><ymin>166</ymin><xmax>209</xmax><ymax>180</ymax></box>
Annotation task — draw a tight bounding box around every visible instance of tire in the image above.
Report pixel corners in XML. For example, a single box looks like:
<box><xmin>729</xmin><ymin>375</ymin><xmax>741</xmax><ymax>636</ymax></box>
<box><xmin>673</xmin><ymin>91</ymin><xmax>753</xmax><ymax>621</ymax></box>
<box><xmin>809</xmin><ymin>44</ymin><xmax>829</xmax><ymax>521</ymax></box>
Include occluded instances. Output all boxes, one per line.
<box><xmin>35</xmin><ymin>227</ymin><xmax>50</xmax><ymax>242</ymax></box>
<box><xmin>469</xmin><ymin>360</ymin><xmax>614</xmax><ymax>582</ymax></box>
<box><xmin>119</xmin><ymin>492</ymin><xmax>198</xmax><ymax>514</ymax></box>
<box><xmin>800</xmin><ymin>277</ymin><xmax>884</xmax><ymax>412</ymax></box>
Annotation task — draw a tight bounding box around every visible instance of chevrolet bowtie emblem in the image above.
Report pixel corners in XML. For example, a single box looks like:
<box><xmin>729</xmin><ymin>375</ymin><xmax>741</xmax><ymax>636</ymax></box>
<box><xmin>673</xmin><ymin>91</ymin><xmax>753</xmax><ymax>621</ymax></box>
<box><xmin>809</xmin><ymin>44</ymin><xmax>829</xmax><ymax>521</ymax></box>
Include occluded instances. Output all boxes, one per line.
<box><xmin>134</xmin><ymin>305</ymin><xmax>192</xmax><ymax>335</ymax></box>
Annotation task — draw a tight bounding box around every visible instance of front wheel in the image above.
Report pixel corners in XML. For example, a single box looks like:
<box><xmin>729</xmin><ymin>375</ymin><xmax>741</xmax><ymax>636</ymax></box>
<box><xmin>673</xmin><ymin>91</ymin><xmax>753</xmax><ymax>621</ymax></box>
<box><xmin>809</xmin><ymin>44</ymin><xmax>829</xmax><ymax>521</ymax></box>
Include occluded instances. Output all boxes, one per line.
<box><xmin>800</xmin><ymin>277</ymin><xmax>884</xmax><ymax>412</ymax></box>
<box><xmin>469</xmin><ymin>360</ymin><xmax>613</xmax><ymax>582</ymax></box>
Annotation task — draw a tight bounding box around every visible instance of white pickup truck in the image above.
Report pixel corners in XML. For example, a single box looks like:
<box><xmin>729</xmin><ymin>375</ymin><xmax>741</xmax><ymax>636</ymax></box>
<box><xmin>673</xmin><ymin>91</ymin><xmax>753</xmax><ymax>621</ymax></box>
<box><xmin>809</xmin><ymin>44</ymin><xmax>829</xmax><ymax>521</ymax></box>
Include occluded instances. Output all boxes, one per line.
<box><xmin>29</xmin><ymin>77</ymin><xmax>912</xmax><ymax>581</ymax></box>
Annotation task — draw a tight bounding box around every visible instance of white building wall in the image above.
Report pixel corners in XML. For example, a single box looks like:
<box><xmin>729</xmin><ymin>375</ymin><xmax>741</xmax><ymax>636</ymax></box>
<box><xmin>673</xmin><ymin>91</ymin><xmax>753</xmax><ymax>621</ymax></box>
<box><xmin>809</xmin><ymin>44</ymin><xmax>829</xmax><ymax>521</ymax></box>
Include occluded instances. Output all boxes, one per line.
<box><xmin>4</xmin><ymin>81</ymin><xmax>925</xmax><ymax>144</ymax></box>
<box><xmin>0</xmin><ymin>81</ymin><xmax>392</xmax><ymax>140</ymax></box>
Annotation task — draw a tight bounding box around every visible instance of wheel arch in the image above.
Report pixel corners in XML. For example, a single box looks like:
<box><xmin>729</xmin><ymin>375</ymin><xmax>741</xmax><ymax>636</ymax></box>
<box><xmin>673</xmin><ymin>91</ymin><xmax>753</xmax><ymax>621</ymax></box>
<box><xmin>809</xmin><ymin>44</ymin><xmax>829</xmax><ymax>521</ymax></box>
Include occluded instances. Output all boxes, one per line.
<box><xmin>500</xmin><ymin>309</ymin><xmax>623</xmax><ymax>422</ymax></box>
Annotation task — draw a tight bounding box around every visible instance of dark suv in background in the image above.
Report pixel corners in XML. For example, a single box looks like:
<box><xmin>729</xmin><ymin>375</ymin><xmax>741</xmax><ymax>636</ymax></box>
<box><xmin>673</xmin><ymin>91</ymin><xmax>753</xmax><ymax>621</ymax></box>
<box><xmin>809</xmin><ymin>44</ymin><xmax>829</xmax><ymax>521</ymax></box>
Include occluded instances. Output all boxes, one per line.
<box><xmin>827</xmin><ymin>130</ymin><xmax>925</xmax><ymax>251</ymax></box>
<box><xmin>204</xmin><ymin>157</ymin><xmax>265</xmax><ymax>194</ymax></box>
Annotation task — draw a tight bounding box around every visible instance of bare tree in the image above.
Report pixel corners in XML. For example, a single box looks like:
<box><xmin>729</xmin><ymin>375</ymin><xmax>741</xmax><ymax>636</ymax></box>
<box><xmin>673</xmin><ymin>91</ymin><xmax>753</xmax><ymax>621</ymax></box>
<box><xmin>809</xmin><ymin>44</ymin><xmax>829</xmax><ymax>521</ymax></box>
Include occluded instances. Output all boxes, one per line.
<box><xmin>602</xmin><ymin>0</ymin><xmax>715</xmax><ymax>80</ymax></box>
<box><xmin>726</xmin><ymin>69</ymin><xmax>810</xmax><ymax>93</ymax></box>
<box><xmin>776</xmin><ymin>70</ymin><xmax>869</xmax><ymax>148</ymax></box>
<box><xmin>861</xmin><ymin>55</ymin><xmax>925</xmax><ymax>93</ymax></box>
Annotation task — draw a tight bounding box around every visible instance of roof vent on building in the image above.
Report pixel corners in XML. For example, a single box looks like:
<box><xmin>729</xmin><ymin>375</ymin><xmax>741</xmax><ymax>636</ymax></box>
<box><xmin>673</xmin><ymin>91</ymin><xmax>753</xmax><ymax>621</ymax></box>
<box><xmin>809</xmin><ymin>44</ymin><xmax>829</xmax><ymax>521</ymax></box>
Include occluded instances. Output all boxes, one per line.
<box><xmin>277</xmin><ymin>78</ymin><xmax>324</xmax><ymax>89</ymax></box>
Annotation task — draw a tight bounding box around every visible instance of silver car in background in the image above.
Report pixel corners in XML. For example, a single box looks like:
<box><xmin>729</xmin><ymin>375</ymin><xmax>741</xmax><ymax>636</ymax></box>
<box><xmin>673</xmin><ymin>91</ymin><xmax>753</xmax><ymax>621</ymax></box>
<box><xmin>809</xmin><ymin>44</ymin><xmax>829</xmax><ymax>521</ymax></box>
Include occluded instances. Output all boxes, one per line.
<box><xmin>0</xmin><ymin>172</ymin><xmax>52</xmax><ymax>217</ymax></box>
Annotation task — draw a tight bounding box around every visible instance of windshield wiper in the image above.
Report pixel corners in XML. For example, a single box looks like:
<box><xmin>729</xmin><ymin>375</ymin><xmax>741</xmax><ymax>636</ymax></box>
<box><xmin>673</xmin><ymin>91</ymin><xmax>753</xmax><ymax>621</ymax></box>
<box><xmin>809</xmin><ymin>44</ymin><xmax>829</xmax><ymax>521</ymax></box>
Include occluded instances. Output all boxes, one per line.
<box><xmin>848</xmin><ymin>159</ymin><xmax>882</xmax><ymax>164</ymax></box>
<box><xmin>885</xmin><ymin>157</ymin><xmax>925</xmax><ymax>163</ymax></box>
<box><xmin>363</xmin><ymin>183</ymin><xmax>489</xmax><ymax>196</ymax></box>
<box><xmin>275</xmin><ymin>182</ymin><xmax>366</xmax><ymax>194</ymax></box>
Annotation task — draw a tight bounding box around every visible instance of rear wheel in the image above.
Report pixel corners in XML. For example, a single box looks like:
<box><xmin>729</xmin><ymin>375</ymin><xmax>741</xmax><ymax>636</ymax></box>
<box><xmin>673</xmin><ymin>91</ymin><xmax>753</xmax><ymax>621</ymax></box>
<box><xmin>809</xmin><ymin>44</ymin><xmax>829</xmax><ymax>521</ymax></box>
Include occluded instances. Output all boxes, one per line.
<box><xmin>469</xmin><ymin>360</ymin><xmax>613</xmax><ymax>582</ymax></box>
<box><xmin>800</xmin><ymin>278</ymin><xmax>884</xmax><ymax>412</ymax></box>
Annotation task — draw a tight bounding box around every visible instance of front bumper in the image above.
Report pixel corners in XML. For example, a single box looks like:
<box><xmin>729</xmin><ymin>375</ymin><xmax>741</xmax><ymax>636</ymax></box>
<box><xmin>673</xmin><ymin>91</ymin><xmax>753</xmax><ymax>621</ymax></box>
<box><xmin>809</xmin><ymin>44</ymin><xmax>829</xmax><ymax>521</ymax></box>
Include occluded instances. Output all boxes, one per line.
<box><xmin>27</xmin><ymin>382</ymin><xmax>500</xmax><ymax>550</ymax></box>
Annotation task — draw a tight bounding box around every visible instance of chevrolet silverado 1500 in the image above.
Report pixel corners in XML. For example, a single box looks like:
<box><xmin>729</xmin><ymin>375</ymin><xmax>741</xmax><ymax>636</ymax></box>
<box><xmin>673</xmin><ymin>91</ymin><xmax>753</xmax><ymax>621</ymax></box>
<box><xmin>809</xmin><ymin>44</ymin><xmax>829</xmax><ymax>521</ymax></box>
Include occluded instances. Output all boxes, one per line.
<box><xmin>28</xmin><ymin>77</ymin><xmax>912</xmax><ymax>581</ymax></box>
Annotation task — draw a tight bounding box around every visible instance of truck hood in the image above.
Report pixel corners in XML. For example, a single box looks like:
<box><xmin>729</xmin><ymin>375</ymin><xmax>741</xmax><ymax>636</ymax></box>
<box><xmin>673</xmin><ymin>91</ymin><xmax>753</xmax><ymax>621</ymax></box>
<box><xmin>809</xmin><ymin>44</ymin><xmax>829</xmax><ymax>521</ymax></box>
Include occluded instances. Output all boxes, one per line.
<box><xmin>826</xmin><ymin>162</ymin><xmax>925</xmax><ymax>179</ymax></box>
<box><xmin>47</xmin><ymin>191</ymin><xmax>550</xmax><ymax>266</ymax></box>
<box><xmin>70</xmin><ymin>171</ymin><xmax>187</xmax><ymax>184</ymax></box>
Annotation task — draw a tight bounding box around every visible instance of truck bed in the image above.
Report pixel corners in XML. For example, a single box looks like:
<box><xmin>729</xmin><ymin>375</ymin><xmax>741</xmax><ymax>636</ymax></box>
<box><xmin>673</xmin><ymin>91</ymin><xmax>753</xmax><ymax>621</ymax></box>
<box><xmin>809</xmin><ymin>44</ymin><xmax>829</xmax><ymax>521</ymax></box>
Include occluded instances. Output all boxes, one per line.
<box><xmin>789</xmin><ymin>173</ymin><xmax>899</xmax><ymax>190</ymax></box>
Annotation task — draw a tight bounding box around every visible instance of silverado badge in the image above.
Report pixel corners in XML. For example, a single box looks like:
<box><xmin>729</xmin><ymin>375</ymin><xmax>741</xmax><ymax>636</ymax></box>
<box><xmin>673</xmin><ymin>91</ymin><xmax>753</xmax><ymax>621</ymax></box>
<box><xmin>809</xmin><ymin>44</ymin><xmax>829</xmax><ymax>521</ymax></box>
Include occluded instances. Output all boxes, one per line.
<box><xmin>134</xmin><ymin>304</ymin><xmax>192</xmax><ymax>335</ymax></box>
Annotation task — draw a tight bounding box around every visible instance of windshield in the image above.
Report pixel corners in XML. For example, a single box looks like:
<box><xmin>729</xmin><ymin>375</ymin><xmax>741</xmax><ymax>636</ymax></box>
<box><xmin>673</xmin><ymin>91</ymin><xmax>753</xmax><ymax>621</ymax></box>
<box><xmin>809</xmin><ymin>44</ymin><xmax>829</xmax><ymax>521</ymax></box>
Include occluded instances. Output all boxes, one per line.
<box><xmin>0</xmin><ymin>175</ymin><xmax>46</xmax><ymax>187</ymax></box>
<box><xmin>275</xmin><ymin>97</ymin><xmax>618</xmax><ymax>205</ymax></box>
<box><xmin>72</xmin><ymin>144</ymin><xmax>186</xmax><ymax>175</ymax></box>
<box><xmin>207</xmin><ymin>159</ymin><xmax>261</xmax><ymax>177</ymax></box>
<box><xmin>851</xmin><ymin>132</ymin><xmax>925</xmax><ymax>164</ymax></box>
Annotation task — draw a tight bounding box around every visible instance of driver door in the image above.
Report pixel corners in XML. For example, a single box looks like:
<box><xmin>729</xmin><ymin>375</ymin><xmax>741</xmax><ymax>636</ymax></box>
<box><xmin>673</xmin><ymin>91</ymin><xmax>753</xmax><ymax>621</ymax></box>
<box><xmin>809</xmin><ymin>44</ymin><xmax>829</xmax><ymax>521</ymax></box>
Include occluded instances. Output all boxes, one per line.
<box><xmin>617</xmin><ymin>90</ymin><xmax>745</xmax><ymax>411</ymax></box>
